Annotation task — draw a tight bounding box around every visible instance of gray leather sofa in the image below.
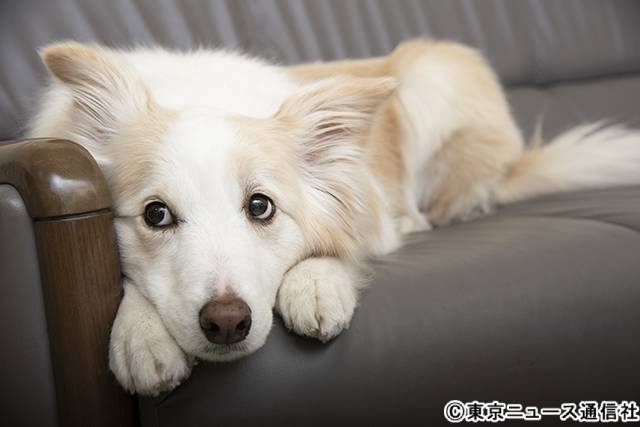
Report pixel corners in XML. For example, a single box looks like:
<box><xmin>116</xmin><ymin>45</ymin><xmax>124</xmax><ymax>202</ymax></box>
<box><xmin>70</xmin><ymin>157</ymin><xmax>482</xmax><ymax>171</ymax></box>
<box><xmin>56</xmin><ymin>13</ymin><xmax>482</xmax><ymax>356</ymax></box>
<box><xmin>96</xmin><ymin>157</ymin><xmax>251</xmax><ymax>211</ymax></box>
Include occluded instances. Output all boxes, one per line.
<box><xmin>1</xmin><ymin>1</ymin><xmax>639</xmax><ymax>426</ymax></box>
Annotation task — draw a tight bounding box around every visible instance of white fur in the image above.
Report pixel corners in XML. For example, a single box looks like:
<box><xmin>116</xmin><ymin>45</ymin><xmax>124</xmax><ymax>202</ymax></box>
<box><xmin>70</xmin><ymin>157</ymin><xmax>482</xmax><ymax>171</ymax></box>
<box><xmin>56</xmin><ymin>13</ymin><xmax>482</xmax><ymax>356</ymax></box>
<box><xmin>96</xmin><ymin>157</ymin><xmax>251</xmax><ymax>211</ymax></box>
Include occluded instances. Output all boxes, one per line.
<box><xmin>276</xmin><ymin>257</ymin><xmax>360</xmax><ymax>342</ymax></box>
<box><xmin>109</xmin><ymin>281</ymin><xmax>192</xmax><ymax>395</ymax></box>
<box><xmin>29</xmin><ymin>41</ymin><xmax>640</xmax><ymax>396</ymax></box>
<box><xmin>31</xmin><ymin>43</ymin><xmax>383</xmax><ymax>395</ymax></box>
<box><xmin>497</xmin><ymin>123</ymin><xmax>640</xmax><ymax>203</ymax></box>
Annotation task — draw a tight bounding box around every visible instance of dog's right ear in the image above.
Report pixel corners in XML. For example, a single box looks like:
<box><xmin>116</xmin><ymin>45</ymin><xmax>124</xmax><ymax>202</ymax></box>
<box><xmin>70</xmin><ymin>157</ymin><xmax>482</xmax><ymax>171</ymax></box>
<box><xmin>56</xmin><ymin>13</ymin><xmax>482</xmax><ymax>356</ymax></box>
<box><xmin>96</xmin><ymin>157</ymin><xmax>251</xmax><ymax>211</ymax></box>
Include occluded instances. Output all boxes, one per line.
<box><xmin>40</xmin><ymin>41</ymin><xmax>153</xmax><ymax>156</ymax></box>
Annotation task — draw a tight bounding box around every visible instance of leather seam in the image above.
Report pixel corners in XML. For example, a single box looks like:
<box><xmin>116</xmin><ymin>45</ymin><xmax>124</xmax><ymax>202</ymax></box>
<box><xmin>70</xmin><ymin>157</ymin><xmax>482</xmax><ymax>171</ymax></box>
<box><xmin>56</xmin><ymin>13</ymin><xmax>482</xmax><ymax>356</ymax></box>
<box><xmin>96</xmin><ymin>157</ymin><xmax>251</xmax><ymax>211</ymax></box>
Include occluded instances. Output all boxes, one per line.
<box><xmin>506</xmin><ymin>69</ymin><xmax>640</xmax><ymax>90</ymax></box>
<box><xmin>496</xmin><ymin>213</ymin><xmax>640</xmax><ymax>235</ymax></box>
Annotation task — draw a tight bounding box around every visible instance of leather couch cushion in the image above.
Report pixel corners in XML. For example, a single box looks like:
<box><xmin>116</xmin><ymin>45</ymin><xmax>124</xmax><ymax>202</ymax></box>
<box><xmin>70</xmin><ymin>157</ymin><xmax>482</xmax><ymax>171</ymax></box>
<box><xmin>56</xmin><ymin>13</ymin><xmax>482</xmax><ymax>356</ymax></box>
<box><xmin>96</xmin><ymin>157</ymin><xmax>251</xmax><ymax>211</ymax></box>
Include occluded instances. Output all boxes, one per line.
<box><xmin>0</xmin><ymin>185</ymin><xmax>58</xmax><ymax>427</ymax></box>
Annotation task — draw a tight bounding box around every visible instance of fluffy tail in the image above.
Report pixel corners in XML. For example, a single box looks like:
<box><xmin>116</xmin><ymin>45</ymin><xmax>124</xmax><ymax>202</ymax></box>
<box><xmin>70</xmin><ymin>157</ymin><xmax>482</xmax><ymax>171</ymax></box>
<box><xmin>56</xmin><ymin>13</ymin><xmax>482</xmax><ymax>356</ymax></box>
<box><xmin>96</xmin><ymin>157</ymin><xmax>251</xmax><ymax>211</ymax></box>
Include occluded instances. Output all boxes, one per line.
<box><xmin>496</xmin><ymin>123</ymin><xmax>640</xmax><ymax>204</ymax></box>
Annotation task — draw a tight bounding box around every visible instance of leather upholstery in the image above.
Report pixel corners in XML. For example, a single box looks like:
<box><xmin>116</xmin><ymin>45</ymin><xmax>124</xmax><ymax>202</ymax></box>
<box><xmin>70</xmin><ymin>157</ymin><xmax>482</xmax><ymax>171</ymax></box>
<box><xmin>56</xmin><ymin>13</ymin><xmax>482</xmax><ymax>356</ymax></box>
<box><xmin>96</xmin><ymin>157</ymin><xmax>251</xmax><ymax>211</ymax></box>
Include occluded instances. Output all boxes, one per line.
<box><xmin>0</xmin><ymin>1</ymin><xmax>639</xmax><ymax>426</ymax></box>
<box><xmin>0</xmin><ymin>185</ymin><xmax>58</xmax><ymax>427</ymax></box>
<box><xmin>509</xmin><ymin>75</ymin><xmax>640</xmax><ymax>139</ymax></box>
<box><xmin>142</xmin><ymin>188</ymin><xmax>640</xmax><ymax>427</ymax></box>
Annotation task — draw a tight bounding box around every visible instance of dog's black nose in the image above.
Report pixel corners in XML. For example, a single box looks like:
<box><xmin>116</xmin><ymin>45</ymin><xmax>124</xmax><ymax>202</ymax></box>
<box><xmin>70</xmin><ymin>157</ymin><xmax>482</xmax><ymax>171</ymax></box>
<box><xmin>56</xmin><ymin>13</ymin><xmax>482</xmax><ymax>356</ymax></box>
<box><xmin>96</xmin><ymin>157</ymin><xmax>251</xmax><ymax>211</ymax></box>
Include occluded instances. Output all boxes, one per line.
<box><xmin>199</xmin><ymin>295</ymin><xmax>252</xmax><ymax>345</ymax></box>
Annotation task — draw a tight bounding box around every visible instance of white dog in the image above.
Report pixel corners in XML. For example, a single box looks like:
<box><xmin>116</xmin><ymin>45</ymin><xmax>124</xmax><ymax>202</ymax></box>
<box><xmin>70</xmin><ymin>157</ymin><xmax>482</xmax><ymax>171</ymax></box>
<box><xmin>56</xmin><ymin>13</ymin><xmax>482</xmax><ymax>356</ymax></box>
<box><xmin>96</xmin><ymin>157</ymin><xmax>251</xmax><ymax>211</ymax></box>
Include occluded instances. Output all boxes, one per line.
<box><xmin>29</xmin><ymin>39</ymin><xmax>640</xmax><ymax>395</ymax></box>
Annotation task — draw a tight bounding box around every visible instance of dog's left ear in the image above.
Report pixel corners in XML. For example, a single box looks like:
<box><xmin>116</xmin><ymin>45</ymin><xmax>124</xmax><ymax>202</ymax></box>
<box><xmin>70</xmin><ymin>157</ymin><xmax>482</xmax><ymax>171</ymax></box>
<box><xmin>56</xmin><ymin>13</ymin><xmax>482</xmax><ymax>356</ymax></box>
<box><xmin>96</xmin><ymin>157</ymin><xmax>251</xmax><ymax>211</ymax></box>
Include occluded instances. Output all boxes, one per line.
<box><xmin>274</xmin><ymin>76</ymin><xmax>397</xmax><ymax>259</ymax></box>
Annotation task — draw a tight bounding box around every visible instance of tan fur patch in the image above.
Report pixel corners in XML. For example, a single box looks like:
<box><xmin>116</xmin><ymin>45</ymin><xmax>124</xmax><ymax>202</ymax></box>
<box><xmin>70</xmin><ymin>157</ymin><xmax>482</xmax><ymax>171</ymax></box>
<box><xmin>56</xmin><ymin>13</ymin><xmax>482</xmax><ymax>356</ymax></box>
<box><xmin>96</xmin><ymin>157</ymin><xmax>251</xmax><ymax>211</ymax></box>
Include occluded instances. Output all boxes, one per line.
<box><xmin>41</xmin><ymin>41</ymin><xmax>109</xmax><ymax>85</ymax></box>
<box><xmin>287</xmin><ymin>57</ymin><xmax>409</xmax><ymax>219</ymax></box>
<box><xmin>289</xmin><ymin>38</ymin><xmax>526</xmax><ymax>228</ymax></box>
<box><xmin>229</xmin><ymin>81</ymin><xmax>392</xmax><ymax>261</ymax></box>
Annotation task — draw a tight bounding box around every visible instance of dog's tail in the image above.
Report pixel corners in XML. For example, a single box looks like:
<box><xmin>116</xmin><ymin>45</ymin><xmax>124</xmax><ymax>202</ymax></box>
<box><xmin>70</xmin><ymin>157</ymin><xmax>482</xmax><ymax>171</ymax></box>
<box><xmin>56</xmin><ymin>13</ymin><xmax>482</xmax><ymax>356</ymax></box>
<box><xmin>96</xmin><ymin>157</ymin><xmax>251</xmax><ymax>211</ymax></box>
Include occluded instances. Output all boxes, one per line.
<box><xmin>496</xmin><ymin>122</ymin><xmax>640</xmax><ymax>204</ymax></box>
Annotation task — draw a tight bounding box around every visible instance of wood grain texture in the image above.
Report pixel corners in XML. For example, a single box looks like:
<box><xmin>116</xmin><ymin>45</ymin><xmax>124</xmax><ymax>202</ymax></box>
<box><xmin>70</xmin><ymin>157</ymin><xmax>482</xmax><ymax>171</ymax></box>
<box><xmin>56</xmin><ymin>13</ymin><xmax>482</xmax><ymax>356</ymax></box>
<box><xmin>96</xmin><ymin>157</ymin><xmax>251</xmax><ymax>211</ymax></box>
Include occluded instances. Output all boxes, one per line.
<box><xmin>35</xmin><ymin>211</ymin><xmax>138</xmax><ymax>427</ymax></box>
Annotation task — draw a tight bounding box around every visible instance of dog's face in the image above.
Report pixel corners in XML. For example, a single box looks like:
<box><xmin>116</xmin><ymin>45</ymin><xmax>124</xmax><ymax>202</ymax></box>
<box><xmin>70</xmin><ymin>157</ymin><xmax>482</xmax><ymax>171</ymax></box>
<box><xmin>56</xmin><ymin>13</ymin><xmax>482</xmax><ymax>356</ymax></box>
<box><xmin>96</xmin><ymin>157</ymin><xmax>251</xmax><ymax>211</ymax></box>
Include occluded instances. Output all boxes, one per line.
<box><xmin>40</xmin><ymin>43</ymin><xmax>394</xmax><ymax>360</ymax></box>
<box><xmin>110</xmin><ymin>110</ymin><xmax>308</xmax><ymax>360</ymax></box>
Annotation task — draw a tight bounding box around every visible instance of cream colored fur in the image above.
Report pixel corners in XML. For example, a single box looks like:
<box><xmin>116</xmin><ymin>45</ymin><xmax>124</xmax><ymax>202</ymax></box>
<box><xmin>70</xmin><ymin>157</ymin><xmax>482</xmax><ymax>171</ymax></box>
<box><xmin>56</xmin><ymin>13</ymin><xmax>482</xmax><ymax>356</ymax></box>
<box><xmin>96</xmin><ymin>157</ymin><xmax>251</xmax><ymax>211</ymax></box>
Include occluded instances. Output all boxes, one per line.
<box><xmin>291</xmin><ymin>39</ymin><xmax>640</xmax><ymax>226</ymax></box>
<box><xmin>29</xmin><ymin>39</ymin><xmax>640</xmax><ymax>395</ymax></box>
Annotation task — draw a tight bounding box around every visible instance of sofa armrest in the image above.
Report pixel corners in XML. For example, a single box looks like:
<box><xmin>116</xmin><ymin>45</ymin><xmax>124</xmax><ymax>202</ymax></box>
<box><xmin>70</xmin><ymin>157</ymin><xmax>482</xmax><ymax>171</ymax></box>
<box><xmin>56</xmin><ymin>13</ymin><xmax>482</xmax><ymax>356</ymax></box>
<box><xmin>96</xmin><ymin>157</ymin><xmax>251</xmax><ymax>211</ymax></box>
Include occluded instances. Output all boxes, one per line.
<box><xmin>0</xmin><ymin>138</ymin><xmax>137</xmax><ymax>427</ymax></box>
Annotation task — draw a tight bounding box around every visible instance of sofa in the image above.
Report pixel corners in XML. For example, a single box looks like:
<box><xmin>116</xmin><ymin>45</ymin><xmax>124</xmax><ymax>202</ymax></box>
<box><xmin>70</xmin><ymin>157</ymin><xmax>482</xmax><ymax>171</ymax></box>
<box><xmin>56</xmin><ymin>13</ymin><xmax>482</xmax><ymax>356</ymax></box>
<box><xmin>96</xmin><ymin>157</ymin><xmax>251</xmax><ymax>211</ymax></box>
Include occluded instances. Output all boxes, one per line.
<box><xmin>1</xmin><ymin>1</ymin><xmax>639</xmax><ymax>426</ymax></box>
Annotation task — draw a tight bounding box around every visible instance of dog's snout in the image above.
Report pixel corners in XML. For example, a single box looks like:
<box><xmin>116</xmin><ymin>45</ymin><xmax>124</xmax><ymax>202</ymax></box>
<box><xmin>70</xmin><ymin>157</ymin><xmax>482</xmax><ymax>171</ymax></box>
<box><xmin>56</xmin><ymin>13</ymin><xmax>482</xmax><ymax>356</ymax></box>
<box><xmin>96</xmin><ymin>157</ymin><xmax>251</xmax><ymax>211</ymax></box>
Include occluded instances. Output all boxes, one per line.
<box><xmin>199</xmin><ymin>295</ymin><xmax>252</xmax><ymax>345</ymax></box>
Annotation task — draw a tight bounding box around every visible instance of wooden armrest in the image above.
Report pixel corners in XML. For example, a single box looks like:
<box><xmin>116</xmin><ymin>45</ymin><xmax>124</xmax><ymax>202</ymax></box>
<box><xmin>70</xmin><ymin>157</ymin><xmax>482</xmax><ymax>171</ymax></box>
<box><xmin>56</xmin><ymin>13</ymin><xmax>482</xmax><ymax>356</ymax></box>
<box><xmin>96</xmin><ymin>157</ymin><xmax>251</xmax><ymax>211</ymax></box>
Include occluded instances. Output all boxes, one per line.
<box><xmin>0</xmin><ymin>138</ymin><xmax>138</xmax><ymax>427</ymax></box>
<box><xmin>0</xmin><ymin>138</ymin><xmax>111</xmax><ymax>218</ymax></box>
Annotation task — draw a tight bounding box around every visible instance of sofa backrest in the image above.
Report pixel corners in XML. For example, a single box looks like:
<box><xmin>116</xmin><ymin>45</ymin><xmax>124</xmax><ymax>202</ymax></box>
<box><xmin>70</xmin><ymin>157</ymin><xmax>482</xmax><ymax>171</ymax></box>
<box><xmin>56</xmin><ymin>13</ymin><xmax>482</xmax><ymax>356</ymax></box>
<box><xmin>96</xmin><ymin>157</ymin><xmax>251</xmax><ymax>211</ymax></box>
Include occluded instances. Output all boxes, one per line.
<box><xmin>2</xmin><ymin>0</ymin><xmax>640</xmax><ymax>141</ymax></box>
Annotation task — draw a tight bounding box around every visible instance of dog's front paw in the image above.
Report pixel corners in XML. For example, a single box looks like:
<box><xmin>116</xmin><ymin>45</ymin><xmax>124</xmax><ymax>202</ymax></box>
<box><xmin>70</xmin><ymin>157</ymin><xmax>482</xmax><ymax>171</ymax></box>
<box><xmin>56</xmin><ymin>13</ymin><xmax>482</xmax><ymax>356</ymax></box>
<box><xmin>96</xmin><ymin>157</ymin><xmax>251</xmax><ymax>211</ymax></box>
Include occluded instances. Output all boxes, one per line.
<box><xmin>109</xmin><ymin>284</ymin><xmax>192</xmax><ymax>396</ymax></box>
<box><xmin>277</xmin><ymin>257</ymin><xmax>358</xmax><ymax>342</ymax></box>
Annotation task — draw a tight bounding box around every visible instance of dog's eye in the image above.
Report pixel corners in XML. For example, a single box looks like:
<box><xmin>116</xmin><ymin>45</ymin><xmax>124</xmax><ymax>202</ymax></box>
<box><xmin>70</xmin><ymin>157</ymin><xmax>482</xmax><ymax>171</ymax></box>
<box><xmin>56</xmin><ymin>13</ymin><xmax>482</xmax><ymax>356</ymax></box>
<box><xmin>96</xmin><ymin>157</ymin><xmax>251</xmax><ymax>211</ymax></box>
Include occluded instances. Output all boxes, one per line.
<box><xmin>144</xmin><ymin>201</ymin><xmax>174</xmax><ymax>227</ymax></box>
<box><xmin>248</xmin><ymin>193</ymin><xmax>275</xmax><ymax>221</ymax></box>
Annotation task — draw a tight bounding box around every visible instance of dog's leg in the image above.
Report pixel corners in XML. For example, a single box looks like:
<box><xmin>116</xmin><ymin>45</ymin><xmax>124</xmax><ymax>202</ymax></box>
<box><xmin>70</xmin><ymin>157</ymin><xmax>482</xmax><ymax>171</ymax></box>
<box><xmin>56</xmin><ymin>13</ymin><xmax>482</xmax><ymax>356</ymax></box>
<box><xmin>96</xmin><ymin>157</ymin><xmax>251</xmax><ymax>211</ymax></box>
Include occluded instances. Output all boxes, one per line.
<box><xmin>109</xmin><ymin>280</ymin><xmax>193</xmax><ymax>395</ymax></box>
<box><xmin>276</xmin><ymin>257</ymin><xmax>360</xmax><ymax>342</ymax></box>
<box><xmin>397</xmin><ymin>212</ymin><xmax>432</xmax><ymax>234</ymax></box>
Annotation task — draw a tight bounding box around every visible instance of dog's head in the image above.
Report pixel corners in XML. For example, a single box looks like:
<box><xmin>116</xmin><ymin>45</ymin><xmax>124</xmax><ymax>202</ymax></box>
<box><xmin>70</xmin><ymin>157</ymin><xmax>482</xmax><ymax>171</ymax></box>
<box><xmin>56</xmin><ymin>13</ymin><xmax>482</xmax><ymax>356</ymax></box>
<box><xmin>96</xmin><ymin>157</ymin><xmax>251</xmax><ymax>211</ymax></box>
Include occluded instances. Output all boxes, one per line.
<box><xmin>39</xmin><ymin>42</ymin><xmax>395</xmax><ymax>360</ymax></box>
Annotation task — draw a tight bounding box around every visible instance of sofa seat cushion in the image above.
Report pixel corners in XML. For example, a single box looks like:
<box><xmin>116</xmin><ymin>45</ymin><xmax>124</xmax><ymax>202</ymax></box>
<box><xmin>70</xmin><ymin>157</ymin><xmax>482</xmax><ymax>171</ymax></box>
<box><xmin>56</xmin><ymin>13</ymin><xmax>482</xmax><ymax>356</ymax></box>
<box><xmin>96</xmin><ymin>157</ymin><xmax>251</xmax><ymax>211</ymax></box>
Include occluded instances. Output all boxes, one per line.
<box><xmin>140</xmin><ymin>186</ymin><xmax>640</xmax><ymax>427</ymax></box>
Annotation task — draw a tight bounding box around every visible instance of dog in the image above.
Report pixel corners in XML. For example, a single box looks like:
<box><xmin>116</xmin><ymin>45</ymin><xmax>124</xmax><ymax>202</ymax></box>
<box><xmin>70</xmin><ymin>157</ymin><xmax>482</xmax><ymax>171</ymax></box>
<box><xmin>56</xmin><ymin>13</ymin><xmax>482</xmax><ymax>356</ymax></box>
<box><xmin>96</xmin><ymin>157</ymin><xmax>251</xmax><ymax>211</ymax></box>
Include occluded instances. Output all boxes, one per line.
<box><xmin>29</xmin><ymin>39</ymin><xmax>640</xmax><ymax>395</ymax></box>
